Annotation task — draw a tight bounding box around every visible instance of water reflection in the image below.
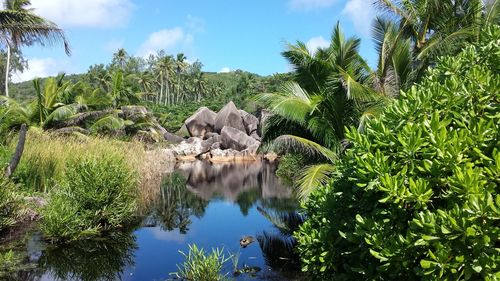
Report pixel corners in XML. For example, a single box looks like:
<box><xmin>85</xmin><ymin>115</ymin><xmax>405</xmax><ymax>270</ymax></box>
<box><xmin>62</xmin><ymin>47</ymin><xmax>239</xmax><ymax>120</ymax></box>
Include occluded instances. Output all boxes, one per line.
<box><xmin>39</xmin><ymin>232</ymin><xmax>137</xmax><ymax>281</ymax></box>
<box><xmin>177</xmin><ymin>160</ymin><xmax>293</xmax><ymax>202</ymax></box>
<box><xmin>4</xmin><ymin>160</ymin><xmax>304</xmax><ymax>280</ymax></box>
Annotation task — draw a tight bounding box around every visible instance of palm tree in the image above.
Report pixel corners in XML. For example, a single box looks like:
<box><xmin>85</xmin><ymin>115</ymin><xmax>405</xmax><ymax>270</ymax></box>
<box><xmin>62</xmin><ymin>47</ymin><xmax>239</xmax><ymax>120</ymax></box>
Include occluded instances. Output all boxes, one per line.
<box><xmin>175</xmin><ymin>53</ymin><xmax>187</xmax><ymax>104</ymax></box>
<box><xmin>155</xmin><ymin>54</ymin><xmax>174</xmax><ymax>106</ymax></box>
<box><xmin>257</xmin><ymin>23</ymin><xmax>384</xmax><ymax>199</ymax></box>
<box><xmin>112</xmin><ymin>48</ymin><xmax>128</xmax><ymax>71</ymax></box>
<box><xmin>374</xmin><ymin>0</ymin><xmax>499</xmax><ymax>73</ymax></box>
<box><xmin>0</xmin><ymin>0</ymin><xmax>70</xmax><ymax>97</ymax></box>
<box><xmin>371</xmin><ymin>16</ymin><xmax>414</xmax><ymax>98</ymax></box>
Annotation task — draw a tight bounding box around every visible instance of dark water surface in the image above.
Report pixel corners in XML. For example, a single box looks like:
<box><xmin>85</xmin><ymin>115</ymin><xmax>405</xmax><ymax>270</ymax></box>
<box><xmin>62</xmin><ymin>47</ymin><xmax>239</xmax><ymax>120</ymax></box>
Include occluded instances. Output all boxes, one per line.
<box><xmin>3</xmin><ymin>160</ymin><xmax>303</xmax><ymax>281</ymax></box>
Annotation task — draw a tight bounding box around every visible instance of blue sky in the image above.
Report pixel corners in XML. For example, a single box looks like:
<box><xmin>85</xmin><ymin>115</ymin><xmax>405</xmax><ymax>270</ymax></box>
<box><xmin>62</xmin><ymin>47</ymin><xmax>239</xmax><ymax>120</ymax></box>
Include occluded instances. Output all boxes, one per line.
<box><xmin>13</xmin><ymin>0</ymin><xmax>378</xmax><ymax>82</ymax></box>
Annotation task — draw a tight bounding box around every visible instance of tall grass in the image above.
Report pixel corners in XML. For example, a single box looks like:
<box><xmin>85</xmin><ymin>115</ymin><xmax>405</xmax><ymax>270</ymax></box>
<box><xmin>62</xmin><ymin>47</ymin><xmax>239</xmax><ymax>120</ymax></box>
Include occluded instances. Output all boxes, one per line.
<box><xmin>14</xmin><ymin>130</ymin><xmax>145</xmax><ymax>193</ymax></box>
<box><xmin>0</xmin><ymin>179</ymin><xmax>21</xmax><ymax>233</ymax></box>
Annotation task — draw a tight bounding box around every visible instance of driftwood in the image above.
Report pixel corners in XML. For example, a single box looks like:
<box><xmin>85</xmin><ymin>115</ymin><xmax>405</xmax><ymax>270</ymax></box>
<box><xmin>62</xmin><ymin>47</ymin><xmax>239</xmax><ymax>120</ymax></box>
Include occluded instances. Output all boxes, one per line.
<box><xmin>4</xmin><ymin>124</ymin><xmax>27</xmax><ymax>178</ymax></box>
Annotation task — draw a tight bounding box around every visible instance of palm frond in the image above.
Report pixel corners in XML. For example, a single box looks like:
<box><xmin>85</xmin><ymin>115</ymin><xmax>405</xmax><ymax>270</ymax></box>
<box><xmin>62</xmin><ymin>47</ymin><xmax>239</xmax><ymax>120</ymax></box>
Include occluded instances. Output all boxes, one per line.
<box><xmin>90</xmin><ymin>115</ymin><xmax>125</xmax><ymax>134</ymax></box>
<box><xmin>256</xmin><ymin>82</ymin><xmax>316</xmax><ymax>126</ymax></box>
<box><xmin>297</xmin><ymin>164</ymin><xmax>336</xmax><ymax>200</ymax></box>
<box><xmin>272</xmin><ymin>135</ymin><xmax>338</xmax><ymax>162</ymax></box>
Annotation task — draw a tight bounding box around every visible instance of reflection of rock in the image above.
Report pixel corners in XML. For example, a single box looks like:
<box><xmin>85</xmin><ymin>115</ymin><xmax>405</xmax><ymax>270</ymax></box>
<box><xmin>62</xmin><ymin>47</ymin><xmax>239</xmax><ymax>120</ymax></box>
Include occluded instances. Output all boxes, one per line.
<box><xmin>176</xmin><ymin>160</ymin><xmax>292</xmax><ymax>202</ymax></box>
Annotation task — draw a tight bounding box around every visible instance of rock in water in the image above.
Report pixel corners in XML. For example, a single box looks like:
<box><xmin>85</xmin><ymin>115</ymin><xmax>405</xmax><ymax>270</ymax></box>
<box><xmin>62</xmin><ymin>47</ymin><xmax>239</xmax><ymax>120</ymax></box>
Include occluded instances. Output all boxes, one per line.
<box><xmin>239</xmin><ymin>110</ymin><xmax>259</xmax><ymax>135</ymax></box>
<box><xmin>214</xmin><ymin>101</ymin><xmax>246</xmax><ymax>133</ymax></box>
<box><xmin>184</xmin><ymin>107</ymin><xmax>217</xmax><ymax>138</ymax></box>
<box><xmin>221</xmin><ymin>126</ymin><xmax>259</xmax><ymax>151</ymax></box>
<box><xmin>240</xmin><ymin>236</ymin><xmax>255</xmax><ymax>248</ymax></box>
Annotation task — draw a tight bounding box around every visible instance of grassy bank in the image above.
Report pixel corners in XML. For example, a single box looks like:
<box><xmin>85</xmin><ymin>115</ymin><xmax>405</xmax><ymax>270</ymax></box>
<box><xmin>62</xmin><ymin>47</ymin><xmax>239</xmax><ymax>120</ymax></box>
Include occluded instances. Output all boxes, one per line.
<box><xmin>0</xmin><ymin>130</ymin><xmax>174</xmax><ymax>242</ymax></box>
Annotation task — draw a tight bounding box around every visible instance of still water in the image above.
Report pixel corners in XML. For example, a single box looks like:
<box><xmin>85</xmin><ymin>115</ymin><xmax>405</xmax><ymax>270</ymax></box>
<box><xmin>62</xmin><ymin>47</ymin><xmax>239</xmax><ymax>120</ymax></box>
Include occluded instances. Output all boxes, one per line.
<box><xmin>4</xmin><ymin>160</ymin><xmax>303</xmax><ymax>281</ymax></box>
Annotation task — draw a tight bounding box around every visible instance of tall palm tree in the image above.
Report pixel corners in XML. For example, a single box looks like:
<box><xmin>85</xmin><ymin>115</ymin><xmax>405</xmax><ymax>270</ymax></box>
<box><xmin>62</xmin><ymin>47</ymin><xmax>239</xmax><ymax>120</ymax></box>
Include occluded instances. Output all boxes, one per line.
<box><xmin>155</xmin><ymin>54</ymin><xmax>174</xmax><ymax>106</ymax></box>
<box><xmin>0</xmin><ymin>0</ymin><xmax>70</xmax><ymax>97</ymax></box>
<box><xmin>257</xmin><ymin>23</ymin><xmax>382</xmax><ymax>199</ymax></box>
<box><xmin>175</xmin><ymin>53</ymin><xmax>187</xmax><ymax>104</ymax></box>
<box><xmin>112</xmin><ymin>48</ymin><xmax>128</xmax><ymax>71</ymax></box>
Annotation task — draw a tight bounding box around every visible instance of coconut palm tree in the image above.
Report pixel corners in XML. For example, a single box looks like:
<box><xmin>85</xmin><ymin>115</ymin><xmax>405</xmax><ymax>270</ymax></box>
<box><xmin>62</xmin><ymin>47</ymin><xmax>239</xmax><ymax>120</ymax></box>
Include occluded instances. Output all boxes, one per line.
<box><xmin>374</xmin><ymin>0</ymin><xmax>499</xmax><ymax>74</ymax></box>
<box><xmin>257</xmin><ymin>23</ymin><xmax>386</xmax><ymax>199</ymax></box>
<box><xmin>155</xmin><ymin>54</ymin><xmax>174</xmax><ymax>106</ymax></box>
<box><xmin>175</xmin><ymin>53</ymin><xmax>187</xmax><ymax>104</ymax></box>
<box><xmin>0</xmin><ymin>0</ymin><xmax>70</xmax><ymax>97</ymax></box>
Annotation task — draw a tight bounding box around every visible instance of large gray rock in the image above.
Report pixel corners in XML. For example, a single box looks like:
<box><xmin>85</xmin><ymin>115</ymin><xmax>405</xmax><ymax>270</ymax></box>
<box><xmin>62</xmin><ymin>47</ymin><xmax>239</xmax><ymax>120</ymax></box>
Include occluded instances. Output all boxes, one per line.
<box><xmin>221</xmin><ymin>126</ymin><xmax>259</xmax><ymax>151</ymax></box>
<box><xmin>214</xmin><ymin>101</ymin><xmax>246</xmax><ymax>133</ymax></box>
<box><xmin>239</xmin><ymin>110</ymin><xmax>259</xmax><ymax>135</ymax></box>
<box><xmin>164</xmin><ymin>131</ymin><xmax>184</xmax><ymax>144</ymax></box>
<box><xmin>185</xmin><ymin>107</ymin><xmax>217</xmax><ymax>138</ymax></box>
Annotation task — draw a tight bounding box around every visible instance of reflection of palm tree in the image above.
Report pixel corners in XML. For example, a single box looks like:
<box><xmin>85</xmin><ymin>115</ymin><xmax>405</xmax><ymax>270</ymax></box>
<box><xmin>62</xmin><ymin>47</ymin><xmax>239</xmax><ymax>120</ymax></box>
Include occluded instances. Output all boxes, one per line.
<box><xmin>256</xmin><ymin>206</ymin><xmax>304</xmax><ymax>272</ymax></box>
<box><xmin>152</xmin><ymin>172</ymin><xmax>208</xmax><ymax>234</ymax></box>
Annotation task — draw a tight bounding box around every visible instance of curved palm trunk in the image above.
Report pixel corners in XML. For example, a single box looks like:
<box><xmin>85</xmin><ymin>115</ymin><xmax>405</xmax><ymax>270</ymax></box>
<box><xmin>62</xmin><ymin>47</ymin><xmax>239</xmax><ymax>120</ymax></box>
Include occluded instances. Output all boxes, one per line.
<box><xmin>4</xmin><ymin>123</ymin><xmax>27</xmax><ymax>178</ymax></box>
<box><xmin>4</xmin><ymin>43</ymin><xmax>11</xmax><ymax>97</ymax></box>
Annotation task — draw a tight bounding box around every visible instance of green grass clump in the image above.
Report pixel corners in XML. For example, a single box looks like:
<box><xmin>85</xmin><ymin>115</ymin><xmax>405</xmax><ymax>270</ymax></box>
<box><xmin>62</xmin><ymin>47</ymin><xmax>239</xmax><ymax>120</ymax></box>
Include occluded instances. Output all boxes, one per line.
<box><xmin>41</xmin><ymin>155</ymin><xmax>138</xmax><ymax>242</ymax></box>
<box><xmin>0</xmin><ymin>179</ymin><xmax>21</xmax><ymax>233</ymax></box>
<box><xmin>173</xmin><ymin>244</ymin><xmax>231</xmax><ymax>281</ymax></box>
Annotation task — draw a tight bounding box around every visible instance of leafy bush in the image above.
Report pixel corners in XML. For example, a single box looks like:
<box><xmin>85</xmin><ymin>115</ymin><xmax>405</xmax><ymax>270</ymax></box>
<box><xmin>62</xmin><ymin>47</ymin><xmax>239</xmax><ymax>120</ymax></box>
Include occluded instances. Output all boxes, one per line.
<box><xmin>41</xmin><ymin>155</ymin><xmax>138</xmax><ymax>241</ymax></box>
<box><xmin>276</xmin><ymin>153</ymin><xmax>306</xmax><ymax>185</ymax></box>
<box><xmin>295</xmin><ymin>26</ymin><xmax>500</xmax><ymax>280</ymax></box>
<box><xmin>0</xmin><ymin>179</ymin><xmax>21</xmax><ymax>233</ymax></box>
<box><xmin>173</xmin><ymin>244</ymin><xmax>231</xmax><ymax>281</ymax></box>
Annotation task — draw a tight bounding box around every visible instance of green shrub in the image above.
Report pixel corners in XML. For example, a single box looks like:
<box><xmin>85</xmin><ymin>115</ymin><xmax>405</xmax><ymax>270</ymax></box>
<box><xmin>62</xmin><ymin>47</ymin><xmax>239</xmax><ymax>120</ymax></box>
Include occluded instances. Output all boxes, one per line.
<box><xmin>41</xmin><ymin>155</ymin><xmax>138</xmax><ymax>241</ymax></box>
<box><xmin>276</xmin><ymin>153</ymin><xmax>306</xmax><ymax>184</ymax></box>
<box><xmin>173</xmin><ymin>244</ymin><xmax>231</xmax><ymax>281</ymax></box>
<box><xmin>0</xmin><ymin>179</ymin><xmax>21</xmax><ymax>233</ymax></box>
<box><xmin>295</xmin><ymin>26</ymin><xmax>500</xmax><ymax>280</ymax></box>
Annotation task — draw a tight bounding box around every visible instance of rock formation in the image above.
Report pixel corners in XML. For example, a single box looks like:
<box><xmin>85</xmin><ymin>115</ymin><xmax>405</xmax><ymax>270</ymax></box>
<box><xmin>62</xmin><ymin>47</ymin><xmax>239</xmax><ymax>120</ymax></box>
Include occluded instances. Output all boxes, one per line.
<box><xmin>172</xmin><ymin>101</ymin><xmax>264</xmax><ymax>162</ymax></box>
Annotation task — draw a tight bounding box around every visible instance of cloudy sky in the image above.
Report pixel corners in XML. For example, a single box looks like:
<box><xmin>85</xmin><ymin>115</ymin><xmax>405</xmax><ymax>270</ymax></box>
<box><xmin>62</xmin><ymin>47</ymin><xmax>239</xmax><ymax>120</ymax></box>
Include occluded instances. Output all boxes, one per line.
<box><xmin>11</xmin><ymin>0</ymin><xmax>378</xmax><ymax>82</ymax></box>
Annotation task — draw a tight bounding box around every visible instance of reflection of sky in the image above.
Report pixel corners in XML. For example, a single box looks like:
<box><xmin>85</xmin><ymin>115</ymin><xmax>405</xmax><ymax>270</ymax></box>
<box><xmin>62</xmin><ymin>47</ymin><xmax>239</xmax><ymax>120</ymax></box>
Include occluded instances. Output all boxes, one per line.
<box><xmin>123</xmin><ymin>201</ymin><xmax>277</xmax><ymax>281</ymax></box>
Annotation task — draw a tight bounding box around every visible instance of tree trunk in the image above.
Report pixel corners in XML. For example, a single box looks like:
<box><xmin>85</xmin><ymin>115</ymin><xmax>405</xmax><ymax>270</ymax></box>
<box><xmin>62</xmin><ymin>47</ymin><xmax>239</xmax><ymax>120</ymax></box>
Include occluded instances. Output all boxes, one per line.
<box><xmin>159</xmin><ymin>74</ymin><xmax>164</xmax><ymax>105</ymax></box>
<box><xmin>4</xmin><ymin>43</ymin><xmax>11</xmax><ymax>97</ymax></box>
<box><xmin>4</xmin><ymin>124</ymin><xmax>27</xmax><ymax>178</ymax></box>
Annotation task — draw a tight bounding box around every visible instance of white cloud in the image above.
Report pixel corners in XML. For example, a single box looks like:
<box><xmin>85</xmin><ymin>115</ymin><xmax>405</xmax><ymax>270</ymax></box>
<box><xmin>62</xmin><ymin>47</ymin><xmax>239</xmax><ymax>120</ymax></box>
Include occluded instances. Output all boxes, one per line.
<box><xmin>342</xmin><ymin>0</ymin><xmax>376</xmax><ymax>35</ymax></box>
<box><xmin>306</xmin><ymin>36</ymin><xmax>329</xmax><ymax>54</ymax></box>
<box><xmin>29</xmin><ymin>0</ymin><xmax>133</xmax><ymax>28</ymax></box>
<box><xmin>136</xmin><ymin>28</ymin><xmax>193</xmax><ymax>58</ymax></box>
<box><xmin>103</xmin><ymin>39</ymin><xmax>124</xmax><ymax>53</ymax></box>
<box><xmin>288</xmin><ymin>0</ymin><xmax>337</xmax><ymax>11</ymax></box>
<box><xmin>12</xmin><ymin>58</ymin><xmax>71</xmax><ymax>83</ymax></box>
<box><xmin>219</xmin><ymin>67</ymin><xmax>231</xmax><ymax>73</ymax></box>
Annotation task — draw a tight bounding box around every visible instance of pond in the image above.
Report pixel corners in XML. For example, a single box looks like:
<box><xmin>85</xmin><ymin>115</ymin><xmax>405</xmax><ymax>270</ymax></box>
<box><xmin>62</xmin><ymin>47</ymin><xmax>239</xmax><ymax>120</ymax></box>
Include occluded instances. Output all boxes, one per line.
<box><xmin>1</xmin><ymin>160</ymin><xmax>304</xmax><ymax>281</ymax></box>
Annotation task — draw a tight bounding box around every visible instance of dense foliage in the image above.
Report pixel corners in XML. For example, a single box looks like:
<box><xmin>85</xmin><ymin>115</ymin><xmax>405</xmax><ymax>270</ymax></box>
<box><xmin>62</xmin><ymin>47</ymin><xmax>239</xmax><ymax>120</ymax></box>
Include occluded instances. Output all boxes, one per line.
<box><xmin>295</xmin><ymin>26</ymin><xmax>500</xmax><ymax>280</ymax></box>
<box><xmin>41</xmin><ymin>154</ymin><xmax>138</xmax><ymax>241</ymax></box>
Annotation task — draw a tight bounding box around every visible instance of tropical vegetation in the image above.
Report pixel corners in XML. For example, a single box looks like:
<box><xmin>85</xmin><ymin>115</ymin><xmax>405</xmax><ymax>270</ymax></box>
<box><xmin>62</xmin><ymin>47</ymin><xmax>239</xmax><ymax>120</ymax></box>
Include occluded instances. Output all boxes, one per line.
<box><xmin>258</xmin><ymin>0</ymin><xmax>499</xmax><ymax>199</ymax></box>
<box><xmin>294</xmin><ymin>25</ymin><xmax>499</xmax><ymax>280</ymax></box>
